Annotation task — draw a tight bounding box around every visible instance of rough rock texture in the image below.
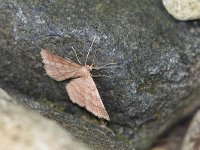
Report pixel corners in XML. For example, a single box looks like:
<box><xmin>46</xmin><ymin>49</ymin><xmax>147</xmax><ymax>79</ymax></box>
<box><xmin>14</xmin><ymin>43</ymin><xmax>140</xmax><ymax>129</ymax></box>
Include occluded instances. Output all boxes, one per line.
<box><xmin>162</xmin><ymin>0</ymin><xmax>200</xmax><ymax>20</ymax></box>
<box><xmin>2</xmin><ymin>84</ymin><xmax>127</xmax><ymax>150</ymax></box>
<box><xmin>0</xmin><ymin>88</ymin><xmax>90</xmax><ymax>150</ymax></box>
<box><xmin>0</xmin><ymin>0</ymin><xmax>200</xmax><ymax>150</ymax></box>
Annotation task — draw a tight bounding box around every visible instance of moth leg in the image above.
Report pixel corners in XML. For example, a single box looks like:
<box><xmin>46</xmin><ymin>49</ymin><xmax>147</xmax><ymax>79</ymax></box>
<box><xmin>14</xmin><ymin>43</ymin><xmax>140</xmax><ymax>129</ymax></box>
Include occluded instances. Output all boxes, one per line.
<box><xmin>65</xmin><ymin>57</ymin><xmax>72</xmax><ymax>61</ymax></box>
<box><xmin>72</xmin><ymin>47</ymin><xmax>82</xmax><ymax>64</ymax></box>
<box><xmin>92</xmin><ymin>63</ymin><xmax>118</xmax><ymax>70</ymax></box>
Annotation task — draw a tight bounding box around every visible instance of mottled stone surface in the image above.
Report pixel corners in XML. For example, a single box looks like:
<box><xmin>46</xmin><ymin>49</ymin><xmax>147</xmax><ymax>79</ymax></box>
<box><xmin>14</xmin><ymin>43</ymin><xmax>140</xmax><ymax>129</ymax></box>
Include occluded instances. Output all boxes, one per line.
<box><xmin>162</xmin><ymin>0</ymin><xmax>200</xmax><ymax>20</ymax></box>
<box><xmin>0</xmin><ymin>88</ymin><xmax>90</xmax><ymax>150</ymax></box>
<box><xmin>0</xmin><ymin>0</ymin><xmax>200</xmax><ymax>150</ymax></box>
<box><xmin>2</xmin><ymin>84</ymin><xmax>127</xmax><ymax>150</ymax></box>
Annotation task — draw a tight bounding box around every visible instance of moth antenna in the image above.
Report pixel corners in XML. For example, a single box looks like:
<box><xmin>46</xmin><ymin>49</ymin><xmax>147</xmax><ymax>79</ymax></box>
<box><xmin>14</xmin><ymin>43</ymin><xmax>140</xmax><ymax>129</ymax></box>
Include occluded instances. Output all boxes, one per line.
<box><xmin>72</xmin><ymin>47</ymin><xmax>82</xmax><ymax>64</ymax></box>
<box><xmin>85</xmin><ymin>36</ymin><xmax>96</xmax><ymax>65</ymax></box>
<box><xmin>92</xmin><ymin>62</ymin><xmax>118</xmax><ymax>70</ymax></box>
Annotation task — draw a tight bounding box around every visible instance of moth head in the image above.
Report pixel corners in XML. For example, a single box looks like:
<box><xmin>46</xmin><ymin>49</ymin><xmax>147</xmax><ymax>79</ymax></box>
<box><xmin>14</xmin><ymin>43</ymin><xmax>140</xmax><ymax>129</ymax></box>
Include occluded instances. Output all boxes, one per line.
<box><xmin>87</xmin><ymin>65</ymin><xmax>93</xmax><ymax>71</ymax></box>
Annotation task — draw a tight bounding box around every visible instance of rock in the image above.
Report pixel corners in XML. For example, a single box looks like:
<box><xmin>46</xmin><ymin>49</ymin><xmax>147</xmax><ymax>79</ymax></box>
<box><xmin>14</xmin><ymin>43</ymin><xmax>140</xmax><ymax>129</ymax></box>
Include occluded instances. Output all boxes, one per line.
<box><xmin>182</xmin><ymin>110</ymin><xmax>200</xmax><ymax>150</ymax></box>
<box><xmin>151</xmin><ymin>118</ymin><xmax>188</xmax><ymax>150</ymax></box>
<box><xmin>0</xmin><ymin>0</ymin><xmax>200</xmax><ymax>150</ymax></box>
<box><xmin>3</xmin><ymin>84</ymin><xmax>127</xmax><ymax>150</ymax></box>
<box><xmin>162</xmin><ymin>0</ymin><xmax>200</xmax><ymax>20</ymax></box>
<box><xmin>0</xmin><ymin>88</ymin><xmax>90</xmax><ymax>150</ymax></box>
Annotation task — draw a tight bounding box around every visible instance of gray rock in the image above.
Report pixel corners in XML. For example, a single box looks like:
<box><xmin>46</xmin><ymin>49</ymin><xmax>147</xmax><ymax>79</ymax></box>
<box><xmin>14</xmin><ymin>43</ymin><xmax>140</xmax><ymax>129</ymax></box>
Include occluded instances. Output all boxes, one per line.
<box><xmin>0</xmin><ymin>0</ymin><xmax>200</xmax><ymax>149</ymax></box>
<box><xmin>162</xmin><ymin>0</ymin><xmax>200</xmax><ymax>20</ymax></box>
<box><xmin>0</xmin><ymin>88</ymin><xmax>90</xmax><ymax>150</ymax></box>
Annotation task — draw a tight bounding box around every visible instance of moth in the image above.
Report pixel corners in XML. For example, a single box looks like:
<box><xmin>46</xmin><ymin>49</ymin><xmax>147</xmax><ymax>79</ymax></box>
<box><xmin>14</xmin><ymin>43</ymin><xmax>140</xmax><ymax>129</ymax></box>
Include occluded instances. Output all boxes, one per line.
<box><xmin>41</xmin><ymin>46</ymin><xmax>111</xmax><ymax>120</ymax></box>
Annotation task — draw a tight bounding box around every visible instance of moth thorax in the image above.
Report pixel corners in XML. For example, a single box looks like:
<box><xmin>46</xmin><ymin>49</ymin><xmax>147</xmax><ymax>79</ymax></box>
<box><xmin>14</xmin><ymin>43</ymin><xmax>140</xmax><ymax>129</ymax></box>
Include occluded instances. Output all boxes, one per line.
<box><xmin>78</xmin><ymin>66</ymin><xmax>91</xmax><ymax>77</ymax></box>
<box><xmin>86</xmin><ymin>65</ymin><xmax>93</xmax><ymax>71</ymax></box>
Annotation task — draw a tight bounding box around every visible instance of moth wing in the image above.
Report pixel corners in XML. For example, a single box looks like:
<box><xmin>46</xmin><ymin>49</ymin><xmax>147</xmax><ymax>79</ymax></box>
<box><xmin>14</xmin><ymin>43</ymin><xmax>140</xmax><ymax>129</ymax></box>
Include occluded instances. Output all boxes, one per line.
<box><xmin>66</xmin><ymin>76</ymin><xmax>110</xmax><ymax>120</ymax></box>
<box><xmin>41</xmin><ymin>49</ymin><xmax>81</xmax><ymax>81</ymax></box>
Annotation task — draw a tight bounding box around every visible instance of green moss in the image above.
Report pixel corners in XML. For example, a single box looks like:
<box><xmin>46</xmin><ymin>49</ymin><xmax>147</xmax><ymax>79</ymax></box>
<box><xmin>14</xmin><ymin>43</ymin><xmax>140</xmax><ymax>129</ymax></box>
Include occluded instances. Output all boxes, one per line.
<box><xmin>36</xmin><ymin>97</ymin><xmax>54</xmax><ymax>107</ymax></box>
<box><xmin>36</xmin><ymin>97</ymin><xmax>65</xmax><ymax>113</ymax></box>
<box><xmin>138</xmin><ymin>78</ymin><xmax>161</xmax><ymax>95</ymax></box>
<box><xmin>95</xmin><ymin>3</ymin><xmax>104</xmax><ymax>12</ymax></box>
<box><xmin>114</xmin><ymin>134</ymin><xmax>132</xmax><ymax>146</ymax></box>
